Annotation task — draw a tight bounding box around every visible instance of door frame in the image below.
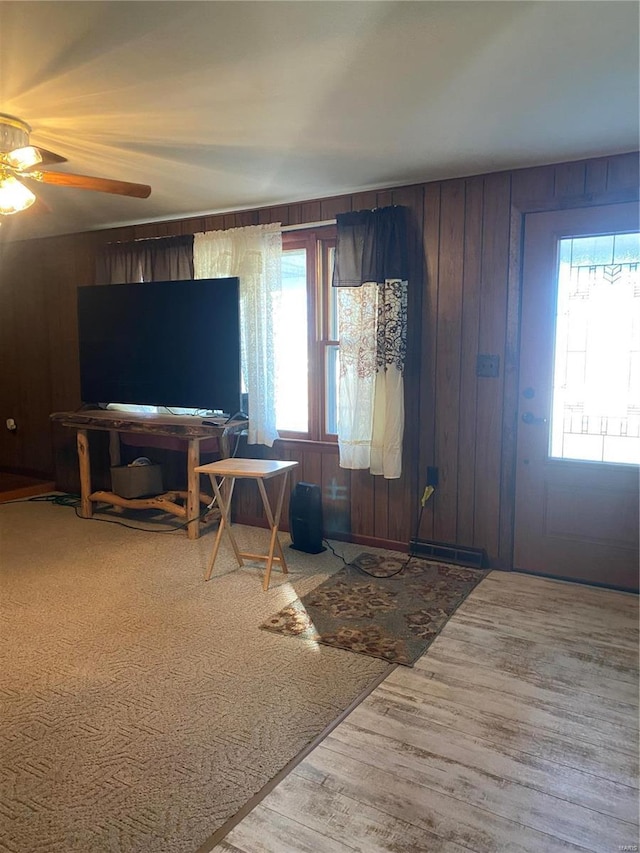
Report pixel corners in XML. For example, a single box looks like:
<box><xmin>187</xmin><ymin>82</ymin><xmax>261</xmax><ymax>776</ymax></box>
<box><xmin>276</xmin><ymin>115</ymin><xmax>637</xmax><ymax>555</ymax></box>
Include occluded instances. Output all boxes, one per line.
<box><xmin>498</xmin><ymin>182</ymin><xmax>640</xmax><ymax>572</ymax></box>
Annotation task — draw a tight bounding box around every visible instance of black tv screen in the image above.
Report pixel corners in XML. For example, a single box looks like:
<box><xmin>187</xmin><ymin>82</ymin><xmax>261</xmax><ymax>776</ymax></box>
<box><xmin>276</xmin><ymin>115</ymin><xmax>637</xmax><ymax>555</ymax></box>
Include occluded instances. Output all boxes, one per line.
<box><xmin>77</xmin><ymin>277</ymin><xmax>241</xmax><ymax>414</ymax></box>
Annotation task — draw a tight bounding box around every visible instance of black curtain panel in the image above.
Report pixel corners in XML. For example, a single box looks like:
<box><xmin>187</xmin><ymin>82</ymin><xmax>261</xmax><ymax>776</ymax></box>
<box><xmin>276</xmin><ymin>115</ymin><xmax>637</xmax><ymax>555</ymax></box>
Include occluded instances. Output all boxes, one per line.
<box><xmin>332</xmin><ymin>205</ymin><xmax>408</xmax><ymax>287</ymax></box>
<box><xmin>95</xmin><ymin>234</ymin><xmax>194</xmax><ymax>284</ymax></box>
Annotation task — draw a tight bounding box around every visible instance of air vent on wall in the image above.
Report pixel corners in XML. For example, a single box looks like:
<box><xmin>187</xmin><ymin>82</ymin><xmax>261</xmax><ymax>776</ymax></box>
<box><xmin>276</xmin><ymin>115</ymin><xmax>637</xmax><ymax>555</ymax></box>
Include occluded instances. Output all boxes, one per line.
<box><xmin>409</xmin><ymin>538</ymin><xmax>487</xmax><ymax>569</ymax></box>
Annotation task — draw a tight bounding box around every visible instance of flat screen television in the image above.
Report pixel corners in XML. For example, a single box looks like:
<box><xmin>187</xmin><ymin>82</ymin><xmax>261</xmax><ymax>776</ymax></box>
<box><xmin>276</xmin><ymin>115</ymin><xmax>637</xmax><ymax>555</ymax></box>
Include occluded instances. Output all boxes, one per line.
<box><xmin>77</xmin><ymin>277</ymin><xmax>241</xmax><ymax>415</ymax></box>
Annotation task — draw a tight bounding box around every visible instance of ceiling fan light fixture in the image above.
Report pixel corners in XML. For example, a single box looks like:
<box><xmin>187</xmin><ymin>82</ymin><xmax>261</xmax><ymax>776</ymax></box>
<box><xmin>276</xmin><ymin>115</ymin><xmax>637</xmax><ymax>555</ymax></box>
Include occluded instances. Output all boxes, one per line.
<box><xmin>0</xmin><ymin>113</ymin><xmax>30</xmax><ymax>152</ymax></box>
<box><xmin>0</xmin><ymin>113</ymin><xmax>151</xmax><ymax>209</ymax></box>
<box><xmin>0</xmin><ymin>175</ymin><xmax>36</xmax><ymax>215</ymax></box>
<box><xmin>5</xmin><ymin>145</ymin><xmax>43</xmax><ymax>171</ymax></box>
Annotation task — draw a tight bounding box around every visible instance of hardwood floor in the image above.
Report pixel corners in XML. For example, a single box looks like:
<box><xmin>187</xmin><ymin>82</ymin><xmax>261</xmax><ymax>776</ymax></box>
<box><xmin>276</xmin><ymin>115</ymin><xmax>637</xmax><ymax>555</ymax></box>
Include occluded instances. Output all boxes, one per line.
<box><xmin>212</xmin><ymin>570</ymin><xmax>639</xmax><ymax>853</ymax></box>
<box><xmin>0</xmin><ymin>471</ymin><xmax>55</xmax><ymax>502</ymax></box>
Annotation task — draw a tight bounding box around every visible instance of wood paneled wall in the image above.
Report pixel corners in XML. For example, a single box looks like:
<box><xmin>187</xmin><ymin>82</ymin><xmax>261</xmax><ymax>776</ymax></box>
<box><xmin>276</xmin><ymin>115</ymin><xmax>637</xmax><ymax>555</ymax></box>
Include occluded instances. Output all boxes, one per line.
<box><xmin>1</xmin><ymin>152</ymin><xmax>637</xmax><ymax>566</ymax></box>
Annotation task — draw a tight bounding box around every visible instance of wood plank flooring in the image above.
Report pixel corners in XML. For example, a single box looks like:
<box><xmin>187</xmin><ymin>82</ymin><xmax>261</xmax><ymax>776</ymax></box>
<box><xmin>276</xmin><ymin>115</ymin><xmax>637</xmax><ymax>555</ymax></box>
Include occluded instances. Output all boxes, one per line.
<box><xmin>213</xmin><ymin>570</ymin><xmax>639</xmax><ymax>853</ymax></box>
<box><xmin>0</xmin><ymin>471</ymin><xmax>55</xmax><ymax>502</ymax></box>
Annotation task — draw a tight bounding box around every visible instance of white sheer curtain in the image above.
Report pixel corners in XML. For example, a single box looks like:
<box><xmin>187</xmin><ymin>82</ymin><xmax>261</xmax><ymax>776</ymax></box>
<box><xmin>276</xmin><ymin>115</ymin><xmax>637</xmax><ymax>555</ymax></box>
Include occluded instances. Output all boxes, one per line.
<box><xmin>333</xmin><ymin>207</ymin><xmax>408</xmax><ymax>479</ymax></box>
<box><xmin>337</xmin><ymin>279</ymin><xmax>407</xmax><ymax>478</ymax></box>
<box><xmin>194</xmin><ymin>224</ymin><xmax>282</xmax><ymax>447</ymax></box>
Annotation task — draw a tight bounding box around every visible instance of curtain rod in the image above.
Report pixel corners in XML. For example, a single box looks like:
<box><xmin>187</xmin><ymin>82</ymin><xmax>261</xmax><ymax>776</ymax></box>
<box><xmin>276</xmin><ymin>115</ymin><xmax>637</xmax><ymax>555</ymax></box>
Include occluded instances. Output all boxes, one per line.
<box><xmin>281</xmin><ymin>219</ymin><xmax>336</xmax><ymax>232</ymax></box>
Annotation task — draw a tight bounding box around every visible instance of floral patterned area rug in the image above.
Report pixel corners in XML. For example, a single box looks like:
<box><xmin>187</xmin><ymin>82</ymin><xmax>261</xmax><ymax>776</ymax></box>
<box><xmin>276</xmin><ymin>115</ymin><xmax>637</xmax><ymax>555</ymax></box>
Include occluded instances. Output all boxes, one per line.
<box><xmin>260</xmin><ymin>553</ymin><xmax>489</xmax><ymax>666</ymax></box>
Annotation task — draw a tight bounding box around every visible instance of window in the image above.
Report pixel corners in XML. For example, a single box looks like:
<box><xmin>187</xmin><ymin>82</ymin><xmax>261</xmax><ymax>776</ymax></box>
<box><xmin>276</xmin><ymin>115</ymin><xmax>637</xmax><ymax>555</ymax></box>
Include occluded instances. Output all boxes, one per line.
<box><xmin>275</xmin><ymin>247</ymin><xmax>309</xmax><ymax>432</ymax></box>
<box><xmin>551</xmin><ymin>231</ymin><xmax>640</xmax><ymax>464</ymax></box>
<box><xmin>274</xmin><ymin>227</ymin><xmax>337</xmax><ymax>440</ymax></box>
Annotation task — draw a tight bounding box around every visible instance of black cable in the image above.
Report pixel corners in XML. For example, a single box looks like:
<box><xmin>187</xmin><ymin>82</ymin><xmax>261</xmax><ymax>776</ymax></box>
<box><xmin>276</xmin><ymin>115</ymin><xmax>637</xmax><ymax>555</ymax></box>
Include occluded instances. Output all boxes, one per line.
<box><xmin>0</xmin><ymin>487</ymin><xmax>212</xmax><ymax>534</ymax></box>
<box><xmin>0</xmin><ymin>493</ymin><xmax>80</xmax><ymax>507</ymax></box>
<box><xmin>72</xmin><ymin>503</ymin><xmax>213</xmax><ymax>533</ymax></box>
<box><xmin>323</xmin><ymin>538</ymin><xmax>350</xmax><ymax>567</ymax></box>
<box><xmin>0</xmin><ymin>493</ymin><xmax>80</xmax><ymax>506</ymax></box>
<box><xmin>322</xmin><ymin>537</ymin><xmax>409</xmax><ymax>578</ymax></box>
<box><xmin>38</xmin><ymin>493</ymin><xmax>81</xmax><ymax>507</ymax></box>
<box><xmin>321</xmin><ymin>496</ymin><xmax>428</xmax><ymax>579</ymax></box>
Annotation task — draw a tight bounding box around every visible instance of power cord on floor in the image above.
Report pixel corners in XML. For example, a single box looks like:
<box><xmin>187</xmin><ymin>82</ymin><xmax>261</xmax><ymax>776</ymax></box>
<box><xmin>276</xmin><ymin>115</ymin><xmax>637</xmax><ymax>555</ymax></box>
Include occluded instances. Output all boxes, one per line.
<box><xmin>72</xmin><ymin>503</ymin><xmax>215</xmax><ymax>534</ymax></box>
<box><xmin>322</xmin><ymin>488</ymin><xmax>432</xmax><ymax>579</ymax></box>
<box><xmin>323</xmin><ymin>537</ymin><xmax>409</xmax><ymax>578</ymax></box>
<box><xmin>322</xmin><ymin>539</ymin><xmax>349</xmax><ymax>567</ymax></box>
<box><xmin>10</xmin><ymin>491</ymin><xmax>214</xmax><ymax>535</ymax></box>
<box><xmin>33</xmin><ymin>493</ymin><xmax>80</xmax><ymax>506</ymax></box>
<box><xmin>0</xmin><ymin>493</ymin><xmax>81</xmax><ymax>507</ymax></box>
<box><xmin>75</xmin><ymin>507</ymin><xmax>210</xmax><ymax>533</ymax></box>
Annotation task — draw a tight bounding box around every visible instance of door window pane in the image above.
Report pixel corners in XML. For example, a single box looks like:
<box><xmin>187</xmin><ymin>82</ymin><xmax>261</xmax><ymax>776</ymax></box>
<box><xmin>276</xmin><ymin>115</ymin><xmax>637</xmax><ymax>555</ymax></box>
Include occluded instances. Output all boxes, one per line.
<box><xmin>551</xmin><ymin>232</ymin><xmax>640</xmax><ymax>464</ymax></box>
<box><xmin>275</xmin><ymin>248</ymin><xmax>308</xmax><ymax>432</ymax></box>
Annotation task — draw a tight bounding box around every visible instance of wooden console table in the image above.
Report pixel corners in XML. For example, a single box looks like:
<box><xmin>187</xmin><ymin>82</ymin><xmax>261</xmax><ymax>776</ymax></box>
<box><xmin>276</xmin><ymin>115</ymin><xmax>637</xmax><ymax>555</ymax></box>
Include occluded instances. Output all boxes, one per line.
<box><xmin>50</xmin><ymin>410</ymin><xmax>245</xmax><ymax>539</ymax></box>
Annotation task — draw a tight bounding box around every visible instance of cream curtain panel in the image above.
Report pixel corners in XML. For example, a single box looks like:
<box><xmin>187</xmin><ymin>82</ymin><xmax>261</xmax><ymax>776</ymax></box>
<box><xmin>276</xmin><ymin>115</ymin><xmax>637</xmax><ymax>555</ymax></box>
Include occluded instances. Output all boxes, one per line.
<box><xmin>194</xmin><ymin>224</ymin><xmax>282</xmax><ymax>447</ymax></box>
<box><xmin>333</xmin><ymin>207</ymin><xmax>408</xmax><ymax>479</ymax></box>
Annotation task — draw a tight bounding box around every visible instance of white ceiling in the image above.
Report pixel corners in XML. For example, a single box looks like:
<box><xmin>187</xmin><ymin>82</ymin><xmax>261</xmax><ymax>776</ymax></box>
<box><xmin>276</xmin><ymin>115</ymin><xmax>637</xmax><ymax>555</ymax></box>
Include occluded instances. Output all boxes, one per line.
<box><xmin>0</xmin><ymin>1</ymin><xmax>638</xmax><ymax>241</ymax></box>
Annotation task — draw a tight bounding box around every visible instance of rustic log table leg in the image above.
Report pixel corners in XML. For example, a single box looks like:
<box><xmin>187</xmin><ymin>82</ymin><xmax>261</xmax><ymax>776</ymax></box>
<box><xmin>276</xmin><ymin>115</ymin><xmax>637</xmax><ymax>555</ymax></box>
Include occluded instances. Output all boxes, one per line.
<box><xmin>77</xmin><ymin>429</ymin><xmax>93</xmax><ymax>518</ymax></box>
<box><xmin>108</xmin><ymin>429</ymin><xmax>121</xmax><ymax>467</ymax></box>
<box><xmin>187</xmin><ymin>438</ymin><xmax>201</xmax><ymax>540</ymax></box>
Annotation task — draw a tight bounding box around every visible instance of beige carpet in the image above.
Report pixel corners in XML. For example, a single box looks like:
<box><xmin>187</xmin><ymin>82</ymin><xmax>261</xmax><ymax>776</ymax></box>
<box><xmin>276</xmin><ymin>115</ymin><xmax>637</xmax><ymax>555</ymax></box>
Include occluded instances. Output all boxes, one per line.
<box><xmin>0</xmin><ymin>500</ymin><xmax>390</xmax><ymax>853</ymax></box>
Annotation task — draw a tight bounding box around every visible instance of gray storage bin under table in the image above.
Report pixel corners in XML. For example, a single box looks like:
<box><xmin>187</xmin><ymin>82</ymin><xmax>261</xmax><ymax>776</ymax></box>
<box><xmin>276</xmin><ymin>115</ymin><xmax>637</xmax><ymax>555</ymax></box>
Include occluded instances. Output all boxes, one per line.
<box><xmin>110</xmin><ymin>464</ymin><xmax>163</xmax><ymax>498</ymax></box>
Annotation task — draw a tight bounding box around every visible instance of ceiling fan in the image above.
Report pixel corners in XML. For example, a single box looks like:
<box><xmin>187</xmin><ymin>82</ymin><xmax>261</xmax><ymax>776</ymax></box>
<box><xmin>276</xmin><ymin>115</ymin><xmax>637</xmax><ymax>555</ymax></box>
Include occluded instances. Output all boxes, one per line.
<box><xmin>0</xmin><ymin>113</ymin><xmax>151</xmax><ymax>216</ymax></box>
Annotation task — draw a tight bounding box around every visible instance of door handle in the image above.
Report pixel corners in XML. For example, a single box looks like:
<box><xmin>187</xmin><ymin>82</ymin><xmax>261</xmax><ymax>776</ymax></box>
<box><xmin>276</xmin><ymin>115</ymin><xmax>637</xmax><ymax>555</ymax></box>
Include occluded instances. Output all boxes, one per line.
<box><xmin>521</xmin><ymin>411</ymin><xmax>547</xmax><ymax>425</ymax></box>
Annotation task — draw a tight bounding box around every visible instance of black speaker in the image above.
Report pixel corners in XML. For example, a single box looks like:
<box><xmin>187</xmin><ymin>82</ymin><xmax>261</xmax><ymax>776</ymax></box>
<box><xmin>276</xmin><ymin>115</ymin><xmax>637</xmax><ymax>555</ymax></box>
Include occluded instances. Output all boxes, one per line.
<box><xmin>289</xmin><ymin>482</ymin><xmax>325</xmax><ymax>554</ymax></box>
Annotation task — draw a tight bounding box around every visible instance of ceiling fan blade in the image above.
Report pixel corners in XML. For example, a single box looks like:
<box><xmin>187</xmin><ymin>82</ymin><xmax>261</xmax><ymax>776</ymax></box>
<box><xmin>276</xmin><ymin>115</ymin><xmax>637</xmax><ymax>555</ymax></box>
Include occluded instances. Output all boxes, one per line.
<box><xmin>32</xmin><ymin>147</ymin><xmax>68</xmax><ymax>167</ymax></box>
<box><xmin>4</xmin><ymin>145</ymin><xmax>67</xmax><ymax>170</ymax></box>
<box><xmin>27</xmin><ymin>170</ymin><xmax>151</xmax><ymax>198</ymax></box>
<box><xmin>3</xmin><ymin>145</ymin><xmax>42</xmax><ymax>170</ymax></box>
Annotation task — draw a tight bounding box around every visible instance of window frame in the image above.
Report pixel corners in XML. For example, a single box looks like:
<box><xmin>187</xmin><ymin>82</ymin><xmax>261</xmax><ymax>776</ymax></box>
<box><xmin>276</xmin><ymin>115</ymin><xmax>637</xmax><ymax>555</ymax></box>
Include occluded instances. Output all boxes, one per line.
<box><xmin>277</xmin><ymin>225</ymin><xmax>337</xmax><ymax>442</ymax></box>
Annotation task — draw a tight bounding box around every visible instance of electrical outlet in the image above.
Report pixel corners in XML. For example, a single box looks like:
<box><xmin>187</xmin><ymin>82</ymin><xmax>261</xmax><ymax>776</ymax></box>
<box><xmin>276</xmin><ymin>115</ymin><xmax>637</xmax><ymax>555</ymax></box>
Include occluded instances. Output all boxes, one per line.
<box><xmin>6</xmin><ymin>418</ymin><xmax>17</xmax><ymax>431</ymax></box>
<box><xmin>476</xmin><ymin>354</ymin><xmax>500</xmax><ymax>378</ymax></box>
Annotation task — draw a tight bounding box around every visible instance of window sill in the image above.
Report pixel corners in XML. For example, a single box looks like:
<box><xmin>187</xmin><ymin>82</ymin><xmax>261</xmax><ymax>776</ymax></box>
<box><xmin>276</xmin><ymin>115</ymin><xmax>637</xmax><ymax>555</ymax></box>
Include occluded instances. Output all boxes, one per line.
<box><xmin>274</xmin><ymin>436</ymin><xmax>338</xmax><ymax>451</ymax></box>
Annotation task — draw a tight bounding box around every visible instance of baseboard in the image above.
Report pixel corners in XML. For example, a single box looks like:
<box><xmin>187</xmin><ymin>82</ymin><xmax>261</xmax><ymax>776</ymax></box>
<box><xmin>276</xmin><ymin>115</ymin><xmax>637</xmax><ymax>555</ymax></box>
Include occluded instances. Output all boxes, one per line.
<box><xmin>233</xmin><ymin>514</ymin><xmax>290</xmax><ymax>533</ymax></box>
<box><xmin>409</xmin><ymin>537</ymin><xmax>487</xmax><ymax>569</ymax></box>
<box><xmin>329</xmin><ymin>530</ymin><xmax>408</xmax><ymax>554</ymax></box>
<box><xmin>233</xmin><ymin>514</ymin><xmax>408</xmax><ymax>555</ymax></box>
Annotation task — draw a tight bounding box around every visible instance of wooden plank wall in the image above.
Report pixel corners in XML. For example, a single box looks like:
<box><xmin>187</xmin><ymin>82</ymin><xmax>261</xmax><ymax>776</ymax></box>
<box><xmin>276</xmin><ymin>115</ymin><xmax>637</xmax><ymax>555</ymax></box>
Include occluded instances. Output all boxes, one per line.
<box><xmin>0</xmin><ymin>152</ymin><xmax>637</xmax><ymax>566</ymax></box>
